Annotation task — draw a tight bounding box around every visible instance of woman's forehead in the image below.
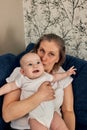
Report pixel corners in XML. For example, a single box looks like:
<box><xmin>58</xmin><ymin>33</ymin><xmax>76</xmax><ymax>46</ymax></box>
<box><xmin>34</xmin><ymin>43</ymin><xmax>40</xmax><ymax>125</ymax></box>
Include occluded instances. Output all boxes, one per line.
<box><xmin>39</xmin><ymin>40</ymin><xmax>59</xmax><ymax>52</ymax></box>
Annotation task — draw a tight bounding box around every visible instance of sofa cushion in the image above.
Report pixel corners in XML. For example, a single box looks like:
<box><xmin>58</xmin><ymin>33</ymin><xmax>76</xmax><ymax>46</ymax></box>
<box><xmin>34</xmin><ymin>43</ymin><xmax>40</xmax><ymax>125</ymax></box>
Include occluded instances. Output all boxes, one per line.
<box><xmin>0</xmin><ymin>53</ymin><xmax>16</xmax><ymax>130</ymax></box>
<box><xmin>0</xmin><ymin>54</ymin><xmax>16</xmax><ymax>86</ymax></box>
<box><xmin>0</xmin><ymin>117</ymin><xmax>11</xmax><ymax>130</ymax></box>
<box><xmin>62</xmin><ymin>55</ymin><xmax>87</xmax><ymax>126</ymax></box>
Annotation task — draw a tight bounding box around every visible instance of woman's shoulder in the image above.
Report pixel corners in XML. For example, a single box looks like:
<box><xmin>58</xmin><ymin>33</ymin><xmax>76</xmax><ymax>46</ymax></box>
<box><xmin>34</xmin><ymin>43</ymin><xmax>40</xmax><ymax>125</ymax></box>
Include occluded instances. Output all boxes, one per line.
<box><xmin>57</xmin><ymin>67</ymin><xmax>73</xmax><ymax>89</ymax></box>
<box><xmin>57</xmin><ymin>66</ymin><xmax>65</xmax><ymax>73</ymax></box>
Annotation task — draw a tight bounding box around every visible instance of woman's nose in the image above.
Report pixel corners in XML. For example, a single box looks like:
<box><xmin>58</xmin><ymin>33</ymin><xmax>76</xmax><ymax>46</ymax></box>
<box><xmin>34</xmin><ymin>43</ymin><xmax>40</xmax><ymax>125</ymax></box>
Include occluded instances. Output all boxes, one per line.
<box><xmin>41</xmin><ymin>54</ymin><xmax>47</xmax><ymax>61</ymax></box>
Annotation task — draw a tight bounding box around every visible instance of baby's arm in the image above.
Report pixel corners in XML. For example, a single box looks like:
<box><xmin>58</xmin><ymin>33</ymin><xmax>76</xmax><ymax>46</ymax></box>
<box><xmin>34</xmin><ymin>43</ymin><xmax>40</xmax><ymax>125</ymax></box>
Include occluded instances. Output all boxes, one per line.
<box><xmin>53</xmin><ymin>66</ymin><xmax>76</xmax><ymax>82</ymax></box>
<box><xmin>0</xmin><ymin>81</ymin><xmax>18</xmax><ymax>96</ymax></box>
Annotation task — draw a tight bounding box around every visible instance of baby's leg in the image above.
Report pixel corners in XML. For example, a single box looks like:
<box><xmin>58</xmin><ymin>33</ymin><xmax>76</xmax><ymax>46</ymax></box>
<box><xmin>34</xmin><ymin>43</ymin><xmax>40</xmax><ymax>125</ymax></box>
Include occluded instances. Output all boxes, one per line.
<box><xmin>29</xmin><ymin>118</ymin><xmax>48</xmax><ymax>130</ymax></box>
<box><xmin>50</xmin><ymin>111</ymin><xmax>69</xmax><ymax>130</ymax></box>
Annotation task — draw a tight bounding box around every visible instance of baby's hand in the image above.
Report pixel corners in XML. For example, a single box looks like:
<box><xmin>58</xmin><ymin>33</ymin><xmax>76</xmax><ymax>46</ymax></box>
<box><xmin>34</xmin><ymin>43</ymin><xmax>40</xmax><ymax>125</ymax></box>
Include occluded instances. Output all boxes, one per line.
<box><xmin>67</xmin><ymin>66</ymin><xmax>77</xmax><ymax>76</ymax></box>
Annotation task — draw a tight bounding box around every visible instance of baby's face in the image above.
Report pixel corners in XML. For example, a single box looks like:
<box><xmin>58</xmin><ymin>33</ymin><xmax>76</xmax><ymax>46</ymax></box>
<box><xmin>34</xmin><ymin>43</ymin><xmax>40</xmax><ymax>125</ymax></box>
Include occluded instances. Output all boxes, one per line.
<box><xmin>21</xmin><ymin>53</ymin><xmax>44</xmax><ymax>79</ymax></box>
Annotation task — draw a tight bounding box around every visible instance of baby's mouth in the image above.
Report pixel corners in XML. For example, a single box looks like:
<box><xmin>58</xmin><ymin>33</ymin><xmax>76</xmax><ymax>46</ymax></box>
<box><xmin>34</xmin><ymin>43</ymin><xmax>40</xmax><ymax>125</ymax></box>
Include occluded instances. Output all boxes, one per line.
<box><xmin>33</xmin><ymin>70</ymin><xmax>40</xmax><ymax>73</ymax></box>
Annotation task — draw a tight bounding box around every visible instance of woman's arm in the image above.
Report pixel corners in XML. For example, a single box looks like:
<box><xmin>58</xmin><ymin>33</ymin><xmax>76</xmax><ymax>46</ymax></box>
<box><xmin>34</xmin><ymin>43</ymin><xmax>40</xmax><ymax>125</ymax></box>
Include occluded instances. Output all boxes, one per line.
<box><xmin>2</xmin><ymin>81</ymin><xmax>55</xmax><ymax>122</ymax></box>
<box><xmin>61</xmin><ymin>84</ymin><xmax>75</xmax><ymax>130</ymax></box>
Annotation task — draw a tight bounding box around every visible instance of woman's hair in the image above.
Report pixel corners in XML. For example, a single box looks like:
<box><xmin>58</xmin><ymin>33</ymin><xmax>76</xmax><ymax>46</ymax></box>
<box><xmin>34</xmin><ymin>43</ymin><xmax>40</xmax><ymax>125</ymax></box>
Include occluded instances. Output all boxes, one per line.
<box><xmin>33</xmin><ymin>33</ymin><xmax>66</xmax><ymax>71</ymax></box>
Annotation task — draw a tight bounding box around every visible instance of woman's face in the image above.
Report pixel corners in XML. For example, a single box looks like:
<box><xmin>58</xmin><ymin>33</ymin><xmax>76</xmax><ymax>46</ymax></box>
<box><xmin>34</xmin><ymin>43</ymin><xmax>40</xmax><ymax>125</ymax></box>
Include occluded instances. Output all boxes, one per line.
<box><xmin>37</xmin><ymin>40</ymin><xmax>60</xmax><ymax>73</ymax></box>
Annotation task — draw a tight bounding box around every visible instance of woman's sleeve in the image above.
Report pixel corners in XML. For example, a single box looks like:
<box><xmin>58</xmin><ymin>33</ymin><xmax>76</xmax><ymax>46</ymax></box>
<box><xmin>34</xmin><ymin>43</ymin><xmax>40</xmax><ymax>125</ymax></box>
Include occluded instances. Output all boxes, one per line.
<box><xmin>58</xmin><ymin>67</ymin><xmax>73</xmax><ymax>89</ymax></box>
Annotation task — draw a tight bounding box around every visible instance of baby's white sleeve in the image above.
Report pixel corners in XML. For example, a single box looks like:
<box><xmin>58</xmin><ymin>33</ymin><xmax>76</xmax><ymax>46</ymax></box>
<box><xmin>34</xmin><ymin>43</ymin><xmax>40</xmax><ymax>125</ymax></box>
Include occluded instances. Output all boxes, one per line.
<box><xmin>6</xmin><ymin>67</ymin><xmax>21</xmax><ymax>83</ymax></box>
<box><xmin>15</xmin><ymin>76</ymin><xmax>23</xmax><ymax>88</ymax></box>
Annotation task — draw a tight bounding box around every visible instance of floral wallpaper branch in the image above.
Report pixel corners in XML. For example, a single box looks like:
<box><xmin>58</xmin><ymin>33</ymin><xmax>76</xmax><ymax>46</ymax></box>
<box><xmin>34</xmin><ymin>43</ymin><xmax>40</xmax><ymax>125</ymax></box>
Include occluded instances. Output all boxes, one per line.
<box><xmin>23</xmin><ymin>0</ymin><xmax>87</xmax><ymax>60</ymax></box>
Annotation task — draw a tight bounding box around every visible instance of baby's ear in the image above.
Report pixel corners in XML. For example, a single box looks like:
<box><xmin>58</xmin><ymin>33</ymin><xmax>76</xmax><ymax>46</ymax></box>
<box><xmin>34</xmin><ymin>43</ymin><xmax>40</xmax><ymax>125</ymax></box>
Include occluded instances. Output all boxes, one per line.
<box><xmin>20</xmin><ymin>68</ymin><xmax>25</xmax><ymax>75</ymax></box>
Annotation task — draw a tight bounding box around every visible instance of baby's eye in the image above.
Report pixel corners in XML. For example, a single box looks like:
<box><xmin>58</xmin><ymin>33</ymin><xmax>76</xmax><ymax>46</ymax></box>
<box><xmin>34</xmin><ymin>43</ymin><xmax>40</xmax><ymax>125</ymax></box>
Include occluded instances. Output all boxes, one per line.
<box><xmin>37</xmin><ymin>61</ymin><xmax>40</xmax><ymax>64</ymax></box>
<box><xmin>28</xmin><ymin>63</ymin><xmax>32</xmax><ymax>66</ymax></box>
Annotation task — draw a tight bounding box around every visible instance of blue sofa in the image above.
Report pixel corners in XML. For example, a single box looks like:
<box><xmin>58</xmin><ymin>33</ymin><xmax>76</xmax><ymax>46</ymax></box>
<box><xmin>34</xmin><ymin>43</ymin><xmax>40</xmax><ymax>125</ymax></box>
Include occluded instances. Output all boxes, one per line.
<box><xmin>0</xmin><ymin>43</ymin><xmax>87</xmax><ymax>130</ymax></box>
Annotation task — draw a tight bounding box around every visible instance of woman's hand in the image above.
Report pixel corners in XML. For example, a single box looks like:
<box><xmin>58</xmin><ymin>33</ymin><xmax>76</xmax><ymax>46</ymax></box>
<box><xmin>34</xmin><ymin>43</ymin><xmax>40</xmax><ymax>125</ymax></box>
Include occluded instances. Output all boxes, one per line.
<box><xmin>37</xmin><ymin>81</ymin><xmax>55</xmax><ymax>102</ymax></box>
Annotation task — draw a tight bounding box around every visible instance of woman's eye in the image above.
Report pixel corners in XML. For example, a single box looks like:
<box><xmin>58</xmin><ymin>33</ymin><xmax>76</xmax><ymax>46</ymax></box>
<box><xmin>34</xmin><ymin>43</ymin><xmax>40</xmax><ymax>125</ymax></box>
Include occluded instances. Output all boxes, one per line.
<box><xmin>40</xmin><ymin>49</ymin><xmax>44</xmax><ymax>53</ymax></box>
<box><xmin>49</xmin><ymin>53</ymin><xmax>54</xmax><ymax>56</ymax></box>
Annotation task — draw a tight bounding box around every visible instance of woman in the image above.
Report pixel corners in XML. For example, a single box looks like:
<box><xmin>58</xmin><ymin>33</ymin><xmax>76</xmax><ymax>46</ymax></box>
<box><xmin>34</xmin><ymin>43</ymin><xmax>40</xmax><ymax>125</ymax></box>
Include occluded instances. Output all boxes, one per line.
<box><xmin>2</xmin><ymin>33</ymin><xmax>75</xmax><ymax>130</ymax></box>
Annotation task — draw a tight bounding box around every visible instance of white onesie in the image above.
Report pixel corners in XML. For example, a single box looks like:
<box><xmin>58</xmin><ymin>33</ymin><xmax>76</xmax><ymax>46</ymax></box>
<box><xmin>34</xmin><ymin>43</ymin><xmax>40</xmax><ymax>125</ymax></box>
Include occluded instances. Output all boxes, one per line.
<box><xmin>15</xmin><ymin>71</ymin><xmax>54</xmax><ymax>128</ymax></box>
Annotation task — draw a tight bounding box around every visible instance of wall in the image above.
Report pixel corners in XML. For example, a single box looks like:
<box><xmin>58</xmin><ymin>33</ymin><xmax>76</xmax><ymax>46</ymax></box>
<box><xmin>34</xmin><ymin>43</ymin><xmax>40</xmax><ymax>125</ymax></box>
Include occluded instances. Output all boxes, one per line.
<box><xmin>0</xmin><ymin>0</ymin><xmax>25</xmax><ymax>55</ymax></box>
<box><xmin>23</xmin><ymin>0</ymin><xmax>87</xmax><ymax>60</ymax></box>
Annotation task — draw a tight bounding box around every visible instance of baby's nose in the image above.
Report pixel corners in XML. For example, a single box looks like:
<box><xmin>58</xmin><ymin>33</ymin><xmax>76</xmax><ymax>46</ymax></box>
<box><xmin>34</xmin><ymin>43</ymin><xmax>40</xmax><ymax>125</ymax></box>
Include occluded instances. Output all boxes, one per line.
<box><xmin>33</xmin><ymin>64</ymin><xmax>38</xmax><ymax>68</ymax></box>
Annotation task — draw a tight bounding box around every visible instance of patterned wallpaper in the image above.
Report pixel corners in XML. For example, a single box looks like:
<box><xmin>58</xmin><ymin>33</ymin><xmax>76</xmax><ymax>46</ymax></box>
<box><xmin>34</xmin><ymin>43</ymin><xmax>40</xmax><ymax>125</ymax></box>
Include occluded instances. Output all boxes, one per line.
<box><xmin>23</xmin><ymin>0</ymin><xmax>87</xmax><ymax>60</ymax></box>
